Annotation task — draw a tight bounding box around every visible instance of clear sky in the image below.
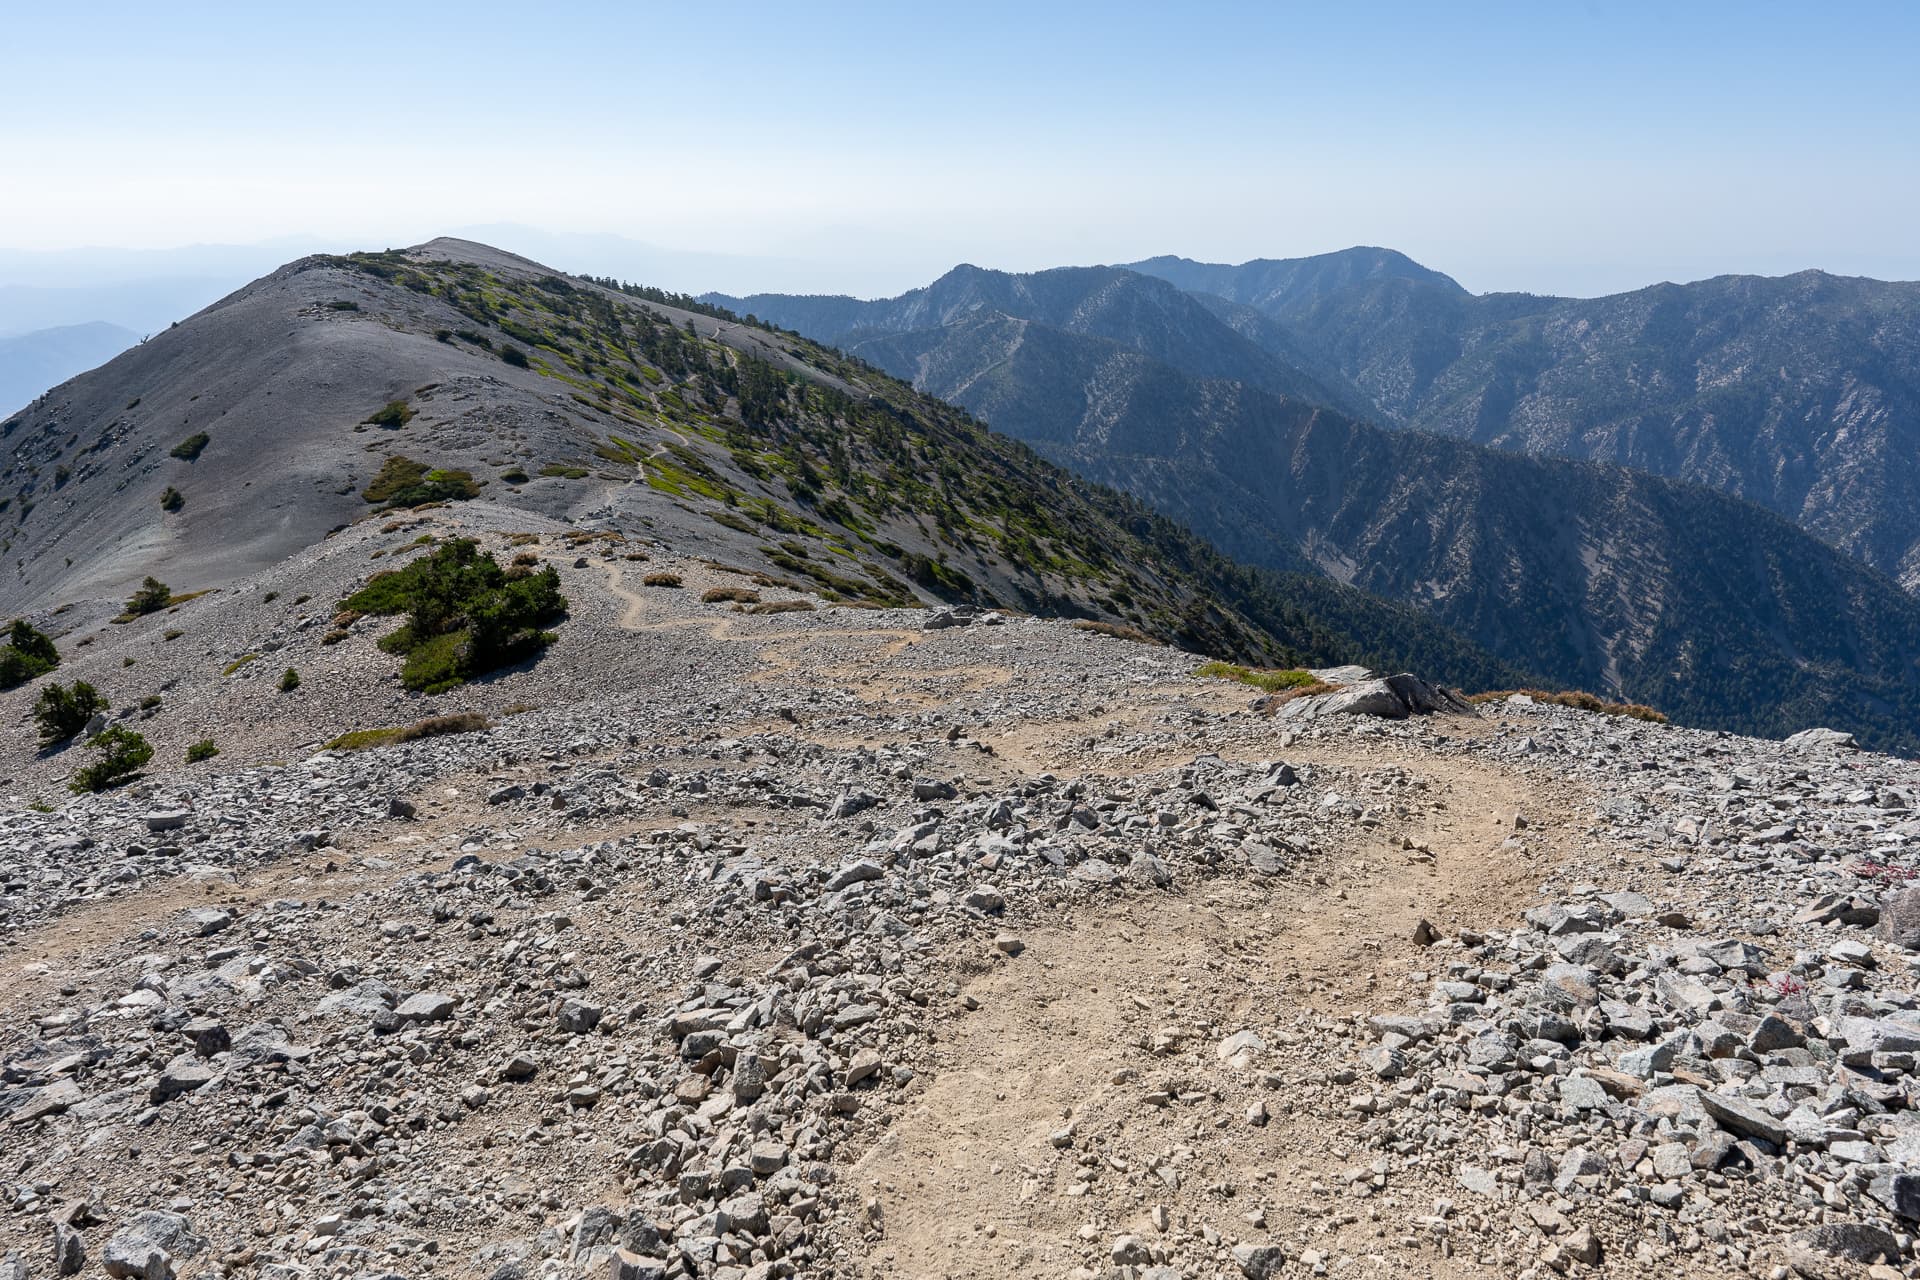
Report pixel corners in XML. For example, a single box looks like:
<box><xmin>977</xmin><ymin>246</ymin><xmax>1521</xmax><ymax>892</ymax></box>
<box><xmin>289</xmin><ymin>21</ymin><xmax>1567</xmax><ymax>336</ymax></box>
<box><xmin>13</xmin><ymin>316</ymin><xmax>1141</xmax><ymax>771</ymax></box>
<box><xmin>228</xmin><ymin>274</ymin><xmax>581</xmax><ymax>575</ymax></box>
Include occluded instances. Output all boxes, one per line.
<box><xmin>4</xmin><ymin>0</ymin><xmax>1917</xmax><ymax>297</ymax></box>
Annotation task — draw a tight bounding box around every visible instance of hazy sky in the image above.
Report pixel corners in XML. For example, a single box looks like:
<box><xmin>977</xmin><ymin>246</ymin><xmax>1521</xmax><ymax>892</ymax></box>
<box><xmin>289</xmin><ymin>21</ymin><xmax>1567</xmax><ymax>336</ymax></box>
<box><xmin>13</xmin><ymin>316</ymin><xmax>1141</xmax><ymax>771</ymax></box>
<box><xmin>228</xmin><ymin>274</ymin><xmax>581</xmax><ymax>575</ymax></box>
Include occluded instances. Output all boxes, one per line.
<box><xmin>5</xmin><ymin>1</ymin><xmax>1917</xmax><ymax>297</ymax></box>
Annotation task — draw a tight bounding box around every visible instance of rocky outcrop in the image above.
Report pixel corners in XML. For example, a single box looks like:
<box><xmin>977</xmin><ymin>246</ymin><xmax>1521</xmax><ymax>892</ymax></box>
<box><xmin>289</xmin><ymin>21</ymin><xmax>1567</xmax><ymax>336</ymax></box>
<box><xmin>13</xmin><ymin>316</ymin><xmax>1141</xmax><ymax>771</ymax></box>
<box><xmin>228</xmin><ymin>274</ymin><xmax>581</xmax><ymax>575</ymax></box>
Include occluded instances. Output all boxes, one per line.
<box><xmin>1274</xmin><ymin>672</ymin><xmax>1474</xmax><ymax>723</ymax></box>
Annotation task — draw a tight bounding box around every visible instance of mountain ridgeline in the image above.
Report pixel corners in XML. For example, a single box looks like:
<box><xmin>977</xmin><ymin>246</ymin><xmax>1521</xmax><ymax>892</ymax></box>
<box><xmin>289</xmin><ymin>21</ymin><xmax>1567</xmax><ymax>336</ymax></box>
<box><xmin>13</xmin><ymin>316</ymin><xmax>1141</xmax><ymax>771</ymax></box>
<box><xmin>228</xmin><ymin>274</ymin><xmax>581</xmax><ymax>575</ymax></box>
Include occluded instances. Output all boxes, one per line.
<box><xmin>0</xmin><ymin>238</ymin><xmax>1516</xmax><ymax>693</ymax></box>
<box><xmin>710</xmin><ymin>260</ymin><xmax>1920</xmax><ymax>752</ymax></box>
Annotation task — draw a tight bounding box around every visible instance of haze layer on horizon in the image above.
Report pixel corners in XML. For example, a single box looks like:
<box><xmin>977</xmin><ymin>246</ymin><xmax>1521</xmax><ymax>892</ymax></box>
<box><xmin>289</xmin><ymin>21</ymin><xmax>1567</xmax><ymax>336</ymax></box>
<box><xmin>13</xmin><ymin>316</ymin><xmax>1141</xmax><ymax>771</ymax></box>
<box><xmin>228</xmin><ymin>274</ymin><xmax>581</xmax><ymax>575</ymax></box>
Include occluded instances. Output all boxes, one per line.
<box><xmin>4</xmin><ymin>0</ymin><xmax>1917</xmax><ymax>299</ymax></box>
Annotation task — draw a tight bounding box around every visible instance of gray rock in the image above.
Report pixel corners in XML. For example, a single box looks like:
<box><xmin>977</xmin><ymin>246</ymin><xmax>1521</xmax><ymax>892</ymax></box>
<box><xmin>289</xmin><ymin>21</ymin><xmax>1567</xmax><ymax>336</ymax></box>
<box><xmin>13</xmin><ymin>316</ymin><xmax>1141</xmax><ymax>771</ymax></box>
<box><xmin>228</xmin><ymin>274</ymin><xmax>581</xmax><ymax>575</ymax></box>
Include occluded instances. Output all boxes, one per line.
<box><xmin>395</xmin><ymin>991</ymin><xmax>455</xmax><ymax>1022</ymax></box>
<box><xmin>150</xmin><ymin>1058</ymin><xmax>216</xmax><ymax>1102</ymax></box>
<box><xmin>1698</xmin><ymin>1091</ymin><xmax>1787</xmax><ymax>1146</ymax></box>
<box><xmin>556</xmin><ymin>999</ymin><xmax>603</xmax><ymax>1034</ymax></box>
<box><xmin>53</xmin><ymin>1223</ymin><xmax>84</xmax><ymax>1276</ymax></box>
<box><xmin>181</xmin><ymin>907</ymin><xmax>232</xmax><ymax>937</ymax></box>
<box><xmin>1788</xmin><ymin>1222</ymin><xmax>1900</xmax><ymax>1272</ymax></box>
<box><xmin>1880</xmin><ymin>888</ymin><xmax>1920</xmax><ymax>950</ymax></box>
<box><xmin>101</xmin><ymin>1212</ymin><xmax>205</xmax><ymax>1280</ymax></box>
<box><xmin>1784</xmin><ymin>727</ymin><xmax>1859</xmax><ymax>753</ymax></box>
<box><xmin>1275</xmin><ymin>673</ymin><xmax>1474</xmax><ymax>723</ymax></box>
<box><xmin>826</xmin><ymin>859</ymin><xmax>885</xmax><ymax>891</ymax></box>
<box><xmin>1231</xmin><ymin>1243</ymin><xmax>1285</xmax><ymax>1277</ymax></box>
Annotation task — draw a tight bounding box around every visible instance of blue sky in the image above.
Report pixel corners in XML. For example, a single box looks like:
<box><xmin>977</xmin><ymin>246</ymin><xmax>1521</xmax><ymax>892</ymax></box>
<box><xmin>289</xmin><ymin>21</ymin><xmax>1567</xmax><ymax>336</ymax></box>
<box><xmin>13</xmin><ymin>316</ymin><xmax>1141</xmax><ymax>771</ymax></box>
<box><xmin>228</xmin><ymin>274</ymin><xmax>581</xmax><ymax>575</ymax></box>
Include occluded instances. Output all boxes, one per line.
<box><xmin>3</xmin><ymin>0</ymin><xmax>1916</xmax><ymax>296</ymax></box>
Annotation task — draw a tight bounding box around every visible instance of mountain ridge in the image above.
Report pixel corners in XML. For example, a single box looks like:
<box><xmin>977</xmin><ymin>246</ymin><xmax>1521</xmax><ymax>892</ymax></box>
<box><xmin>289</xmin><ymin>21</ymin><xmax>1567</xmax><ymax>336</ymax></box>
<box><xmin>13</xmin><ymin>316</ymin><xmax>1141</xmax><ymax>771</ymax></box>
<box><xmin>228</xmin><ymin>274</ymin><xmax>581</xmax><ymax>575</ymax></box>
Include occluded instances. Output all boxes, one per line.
<box><xmin>0</xmin><ymin>237</ymin><xmax>1516</xmax><ymax>692</ymax></box>
<box><xmin>722</xmin><ymin>262</ymin><xmax>1920</xmax><ymax>751</ymax></box>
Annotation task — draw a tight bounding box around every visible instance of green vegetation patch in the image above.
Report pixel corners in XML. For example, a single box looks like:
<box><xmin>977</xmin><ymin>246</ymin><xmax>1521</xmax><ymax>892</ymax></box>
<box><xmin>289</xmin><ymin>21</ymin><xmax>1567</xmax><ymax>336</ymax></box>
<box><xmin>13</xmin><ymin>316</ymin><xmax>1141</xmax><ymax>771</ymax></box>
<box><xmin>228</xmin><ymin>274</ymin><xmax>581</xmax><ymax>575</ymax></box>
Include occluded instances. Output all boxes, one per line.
<box><xmin>340</xmin><ymin>538</ymin><xmax>565</xmax><ymax>693</ymax></box>
<box><xmin>364</xmin><ymin>399</ymin><xmax>416</xmax><ymax>429</ymax></box>
<box><xmin>70</xmin><ymin>726</ymin><xmax>152</xmax><ymax>792</ymax></box>
<box><xmin>34</xmin><ymin>680</ymin><xmax>106</xmax><ymax>747</ymax></box>
<box><xmin>539</xmin><ymin>463</ymin><xmax>589</xmax><ymax>480</ymax></box>
<box><xmin>0</xmin><ymin>618</ymin><xmax>59</xmax><ymax>690</ymax></box>
<box><xmin>363</xmin><ymin>455</ymin><xmax>479</xmax><ymax>508</ymax></box>
<box><xmin>170</xmin><ymin>432</ymin><xmax>209</xmax><ymax>461</ymax></box>
<box><xmin>122</xmin><ymin>576</ymin><xmax>174</xmax><ymax>618</ymax></box>
<box><xmin>1194</xmin><ymin>660</ymin><xmax>1319</xmax><ymax>692</ymax></box>
<box><xmin>326</xmin><ymin>711</ymin><xmax>491</xmax><ymax>752</ymax></box>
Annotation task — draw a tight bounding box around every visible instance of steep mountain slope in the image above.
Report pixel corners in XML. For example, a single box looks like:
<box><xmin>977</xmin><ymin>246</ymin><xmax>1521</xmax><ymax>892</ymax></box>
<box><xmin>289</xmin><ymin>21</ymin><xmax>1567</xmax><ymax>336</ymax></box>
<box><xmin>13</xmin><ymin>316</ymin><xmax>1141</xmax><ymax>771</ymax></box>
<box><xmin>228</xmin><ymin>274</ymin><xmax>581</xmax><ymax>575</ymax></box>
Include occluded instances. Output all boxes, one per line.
<box><xmin>720</xmin><ymin>280</ymin><xmax>1920</xmax><ymax>751</ymax></box>
<box><xmin>0</xmin><ymin>238</ymin><xmax>1514</xmax><ymax>688</ymax></box>
<box><xmin>0</xmin><ymin>321</ymin><xmax>140</xmax><ymax>416</ymax></box>
<box><xmin>709</xmin><ymin>264</ymin><xmax>1365</xmax><ymax>414</ymax></box>
<box><xmin>1133</xmin><ymin>256</ymin><xmax>1920</xmax><ymax>589</ymax></box>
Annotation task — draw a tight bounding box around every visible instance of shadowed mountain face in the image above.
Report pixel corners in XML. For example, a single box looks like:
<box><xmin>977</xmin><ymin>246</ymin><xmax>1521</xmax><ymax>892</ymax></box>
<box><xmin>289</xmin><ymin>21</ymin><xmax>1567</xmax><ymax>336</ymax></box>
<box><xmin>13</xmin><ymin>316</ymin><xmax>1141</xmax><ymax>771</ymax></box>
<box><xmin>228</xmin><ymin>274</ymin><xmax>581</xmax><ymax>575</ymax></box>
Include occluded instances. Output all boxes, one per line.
<box><xmin>1130</xmin><ymin>254</ymin><xmax>1920</xmax><ymax>590</ymax></box>
<box><xmin>0</xmin><ymin>238</ymin><xmax>1516</xmax><ymax>691</ymax></box>
<box><xmin>0</xmin><ymin>321</ymin><xmax>140</xmax><ymax>417</ymax></box>
<box><xmin>712</xmin><ymin>265</ymin><xmax>1920</xmax><ymax>752</ymax></box>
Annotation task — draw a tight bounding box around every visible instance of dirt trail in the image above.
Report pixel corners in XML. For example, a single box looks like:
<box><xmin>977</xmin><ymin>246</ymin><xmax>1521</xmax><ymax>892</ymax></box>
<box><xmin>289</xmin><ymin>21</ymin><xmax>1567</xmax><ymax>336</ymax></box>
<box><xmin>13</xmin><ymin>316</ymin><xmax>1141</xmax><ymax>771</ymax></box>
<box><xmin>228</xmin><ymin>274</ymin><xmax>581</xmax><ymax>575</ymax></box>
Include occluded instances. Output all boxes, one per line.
<box><xmin>598</xmin><ymin>560</ymin><xmax>994</xmax><ymax>699</ymax></box>
<box><xmin>853</xmin><ymin>744</ymin><xmax>1574</xmax><ymax>1279</ymax></box>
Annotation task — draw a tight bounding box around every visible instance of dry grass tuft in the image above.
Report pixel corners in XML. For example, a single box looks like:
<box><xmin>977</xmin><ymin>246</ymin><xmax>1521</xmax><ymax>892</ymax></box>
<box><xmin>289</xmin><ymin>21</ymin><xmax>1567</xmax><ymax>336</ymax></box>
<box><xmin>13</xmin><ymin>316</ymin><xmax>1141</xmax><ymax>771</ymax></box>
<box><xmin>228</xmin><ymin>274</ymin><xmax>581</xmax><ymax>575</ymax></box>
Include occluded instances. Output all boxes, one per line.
<box><xmin>1466</xmin><ymin>688</ymin><xmax>1668</xmax><ymax>724</ymax></box>
<box><xmin>1070</xmin><ymin>619</ymin><xmax>1161</xmax><ymax>645</ymax></box>
<box><xmin>326</xmin><ymin>712</ymin><xmax>492</xmax><ymax>752</ymax></box>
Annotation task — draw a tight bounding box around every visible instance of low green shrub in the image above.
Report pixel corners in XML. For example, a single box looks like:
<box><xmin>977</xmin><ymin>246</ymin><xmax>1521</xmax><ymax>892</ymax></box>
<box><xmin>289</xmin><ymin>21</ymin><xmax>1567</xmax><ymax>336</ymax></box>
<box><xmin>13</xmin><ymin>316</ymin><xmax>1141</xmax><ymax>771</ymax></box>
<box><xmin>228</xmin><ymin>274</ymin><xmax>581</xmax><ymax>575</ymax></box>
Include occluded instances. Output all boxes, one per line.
<box><xmin>170</xmin><ymin>432</ymin><xmax>209</xmax><ymax>461</ymax></box>
<box><xmin>362</xmin><ymin>455</ymin><xmax>479</xmax><ymax>508</ymax></box>
<box><xmin>1194</xmin><ymin>660</ymin><xmax>1319</xmax><ymax>693</ymax></box>
<box><xmin>339</xmin><ymin>538</ymin><xmax>565</xmax><ymax>693</ymax></box>
<box><xmin>0</xmin><ymin>618</ymin><xmax>59</xmax><ymax>690</ymax></box>
<box><xmin>160</xmin><ymin>486</ymin><xmax>184</xmax><ymax>512</ymax></box>
<box><xmin>124</xmin><ymin>576</ymin><xmax>172</xmax><ymax>616</ymax></box>
<box><xmin>70</xmin><ymin>726</ymin><xmax>152</xmax><ymax>792</ymax></box>
<box><xmin>186</xmin><ymin>738</ymin><xmax>220</xmax><ymax>763</ymax></box>
<box><xmin>364</xmin><ymin>400</ymin><xmax>415</xmax><ymax>429</ymax></box>
<box><xmin>34</xmin><ymin>680</ymin><xmax>106</xmax><ymax>747</ymax></box>
<box><xmin>279</xmin><ymin>666</ymin><xmax>300</xmax><ymax>692</ymax></box>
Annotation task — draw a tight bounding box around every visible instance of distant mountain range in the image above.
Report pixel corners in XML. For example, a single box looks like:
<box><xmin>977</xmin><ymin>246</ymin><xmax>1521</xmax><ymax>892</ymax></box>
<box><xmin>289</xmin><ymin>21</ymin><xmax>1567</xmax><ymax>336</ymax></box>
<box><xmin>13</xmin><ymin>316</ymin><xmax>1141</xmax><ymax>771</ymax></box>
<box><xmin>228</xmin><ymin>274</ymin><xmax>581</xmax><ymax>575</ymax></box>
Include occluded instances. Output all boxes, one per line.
<box><xmin>709</xmin><ymin>256</ymin><xmax>1920</xmax><ymax>749</ymax></box>
<box><xmin>0</xmin><ymin>321</ymin><xmax>140</xmax><ymax>417</ymax></box>
<box><xmin>1124</xmin><ymin>251</ymin><xmax>1920</xmax><ymax>590</ymax></box>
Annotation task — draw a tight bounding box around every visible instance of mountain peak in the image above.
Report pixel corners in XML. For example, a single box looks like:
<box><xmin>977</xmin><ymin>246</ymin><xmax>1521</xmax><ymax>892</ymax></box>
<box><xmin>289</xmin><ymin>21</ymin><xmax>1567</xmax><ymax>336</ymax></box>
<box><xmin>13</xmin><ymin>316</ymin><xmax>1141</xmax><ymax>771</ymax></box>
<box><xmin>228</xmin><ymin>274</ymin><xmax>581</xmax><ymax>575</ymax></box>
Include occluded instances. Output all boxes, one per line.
<box><xmin>1126</xmin><ymin>247</ymin><xmax>1466</xmax><ymax>313</ymax></box>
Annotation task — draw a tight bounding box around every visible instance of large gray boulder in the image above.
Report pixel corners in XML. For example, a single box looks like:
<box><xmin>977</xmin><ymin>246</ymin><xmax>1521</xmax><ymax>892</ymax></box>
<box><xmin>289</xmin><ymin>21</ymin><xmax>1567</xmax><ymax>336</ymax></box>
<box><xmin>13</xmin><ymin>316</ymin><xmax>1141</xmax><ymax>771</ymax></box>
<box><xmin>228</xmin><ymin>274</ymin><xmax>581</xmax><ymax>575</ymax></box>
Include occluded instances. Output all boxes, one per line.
<box><xmin>101</xmin><ymin>1212</ymin><xmax>205</xmax><ymax>1280</ymax></box>
<box><xmin>1784</xmin><ymin>726</ymin><xmax>1860</xmax><ymax>753</ymax></box>
<box><xmin>1276</xmin><ymin>673</ymin><xmax>1474</xmax><ymax>723</ymax></box>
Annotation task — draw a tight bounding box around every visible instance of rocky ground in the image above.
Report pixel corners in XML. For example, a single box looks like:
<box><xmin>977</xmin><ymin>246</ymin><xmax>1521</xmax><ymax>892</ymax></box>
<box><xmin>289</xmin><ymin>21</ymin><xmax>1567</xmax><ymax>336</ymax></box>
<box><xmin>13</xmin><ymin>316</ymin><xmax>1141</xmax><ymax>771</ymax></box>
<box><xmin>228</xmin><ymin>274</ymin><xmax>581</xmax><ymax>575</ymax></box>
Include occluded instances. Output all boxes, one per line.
<box><xmin>5</xmin><ymin>513</ymin><xmax>1920</xmax><ymax>1280</ymax></box>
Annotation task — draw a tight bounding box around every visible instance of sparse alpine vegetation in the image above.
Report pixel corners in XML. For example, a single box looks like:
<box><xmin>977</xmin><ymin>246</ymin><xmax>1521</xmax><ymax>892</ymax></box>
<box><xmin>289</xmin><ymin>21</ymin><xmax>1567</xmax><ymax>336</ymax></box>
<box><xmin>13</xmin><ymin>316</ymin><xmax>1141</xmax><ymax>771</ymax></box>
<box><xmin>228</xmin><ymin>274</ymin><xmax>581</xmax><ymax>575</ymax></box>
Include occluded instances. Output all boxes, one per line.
<box><xmin>170</xmin><ymin>432</ymin><xmax>209</xmax><ymax>460</ymax></box>
<box><xmin>340</xmin><ymin>538</ymin><xmax>565</xmax><ymax>693</ymax></box>
<box><xmin>69</xmin><ymin>725</ymin><xmax>151</xmax><ymax>792</ymax></box>
<box><xmin>362</xmin><ymin>456</ymin><xmax>480</xmax><ymax>508</ymax></box>
<box><xmin>1194</xmin><ymin>660</ymin><xmax>1319</xmax><ymax>692</ymax></box>
<box><xmin>1465</xmin><ymin>687</ymin><xmax>1668</xmax><ymax>724</ymax></box>
<box><xmin>364</xmin><ymin>399</ymin><xmax>416</xmax><ymax>429</ymax></box>
<box><xmin>325</xmin><ymin>711</ymin><xmax>491</xmax><ymax>752</ymax></box>
<box><xmin>122</xmin><ymin>576</ymin><xmax>173</xmax><ymax>617</ymax></box>
<box><xmin>33</xmin><ymin>679</ymin><xmax>107</xmax><ymax>747</ymax></box>
<box><xmin>0</xmin><ymin>619</ymin><xmax>59</xmax><ymax>690</ymax></box>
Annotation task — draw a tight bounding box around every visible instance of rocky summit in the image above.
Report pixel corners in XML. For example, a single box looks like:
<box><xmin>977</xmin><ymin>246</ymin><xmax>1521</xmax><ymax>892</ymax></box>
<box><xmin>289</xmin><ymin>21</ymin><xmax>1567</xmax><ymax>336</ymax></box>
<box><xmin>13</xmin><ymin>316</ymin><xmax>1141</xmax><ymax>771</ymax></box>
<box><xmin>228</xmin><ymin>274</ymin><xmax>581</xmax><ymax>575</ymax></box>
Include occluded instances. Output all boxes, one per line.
<box><xmin>5</xmin><ymin>513</ymin><xmax>1920</xmax><ymax>1280</ymax></box>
